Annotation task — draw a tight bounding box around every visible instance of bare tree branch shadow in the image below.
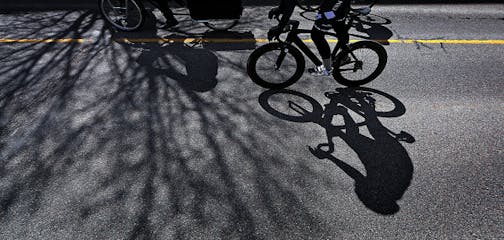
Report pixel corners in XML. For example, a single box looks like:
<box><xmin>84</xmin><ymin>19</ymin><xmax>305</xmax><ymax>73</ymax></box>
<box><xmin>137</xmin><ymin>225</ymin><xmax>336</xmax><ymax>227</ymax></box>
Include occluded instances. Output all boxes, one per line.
<box><xmin>0</xmin><ymin>9</ymin><xmax>334</xmax><ymax>239</ymax></box>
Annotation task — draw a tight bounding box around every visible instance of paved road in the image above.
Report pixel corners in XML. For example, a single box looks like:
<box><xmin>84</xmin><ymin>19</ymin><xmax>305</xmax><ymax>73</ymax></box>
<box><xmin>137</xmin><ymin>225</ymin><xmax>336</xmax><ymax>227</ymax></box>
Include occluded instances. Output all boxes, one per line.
<box><xmin>0</xmin><ymin>5</ymin><xmax>503</xmax><ymax>240</ymax></box>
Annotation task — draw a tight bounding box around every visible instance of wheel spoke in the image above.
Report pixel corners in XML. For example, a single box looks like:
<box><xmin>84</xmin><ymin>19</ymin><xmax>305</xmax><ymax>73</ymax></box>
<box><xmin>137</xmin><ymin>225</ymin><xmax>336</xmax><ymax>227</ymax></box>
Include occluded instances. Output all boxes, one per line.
<box><xmin>101</xmin><ymin>0</ymin><xmax>143</xmax><ymax>31</ymax></box>
<box><xmin>248</xmin><ymin>43</ymin><xmax>304</xmax><ymax>89</ymax></box>
<box><xmin>332</xmin><ymin>41</ymin><xmax>387</xmax><ymax>86</ymax></box>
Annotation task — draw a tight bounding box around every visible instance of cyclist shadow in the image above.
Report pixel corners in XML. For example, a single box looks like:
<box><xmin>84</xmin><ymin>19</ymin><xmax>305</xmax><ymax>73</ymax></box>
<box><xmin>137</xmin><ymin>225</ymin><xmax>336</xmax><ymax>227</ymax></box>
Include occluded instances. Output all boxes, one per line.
<box><xmin>112</xmin><ymin>17</ymin><xmax>219</xmax><ymax>92</ymax></box>
<box><xmin>259</xmin><ymin>87</ymin><xmax>414</xmax><ymax>215</ymax></box>
<box><xmin>298</xmin><ymin>9</ymin><xmax>393</xmax><ymax>44</ymax></box>
<box><xmin>351</xmin><ymin>14</ymin><xmax>393</xmax><ymax>44</ymax></box>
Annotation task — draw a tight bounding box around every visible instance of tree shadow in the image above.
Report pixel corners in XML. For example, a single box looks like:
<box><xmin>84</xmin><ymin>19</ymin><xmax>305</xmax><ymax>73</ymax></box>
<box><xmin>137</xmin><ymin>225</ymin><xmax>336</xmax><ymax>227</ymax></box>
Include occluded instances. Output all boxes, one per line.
<box><xmin>0</xmin><ymin>9</ymin><xmax>328</xmax><ymax>239</ymax></box>
<box><xmin>259</xmin><ymin>87</ymin><xmax>414</xmax><ymax>215</ymax></box>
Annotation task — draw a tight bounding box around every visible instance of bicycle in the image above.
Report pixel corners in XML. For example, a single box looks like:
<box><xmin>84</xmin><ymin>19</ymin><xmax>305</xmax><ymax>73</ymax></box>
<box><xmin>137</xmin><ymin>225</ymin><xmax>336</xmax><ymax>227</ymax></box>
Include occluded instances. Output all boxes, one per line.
<box><xmin>247</xmin><ymin>8</ymin><xmax>387</xmax><ymax>89</ymax></box>
<box><xmin>99</xmin><ymin>0</ymin><xmax>240</xmax><ymax>32</ymax></box>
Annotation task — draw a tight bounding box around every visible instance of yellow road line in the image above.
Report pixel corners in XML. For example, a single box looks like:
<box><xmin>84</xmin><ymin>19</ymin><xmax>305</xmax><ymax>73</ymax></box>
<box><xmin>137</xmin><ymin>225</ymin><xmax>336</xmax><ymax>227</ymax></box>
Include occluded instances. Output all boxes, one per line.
<box><xmin>117</xmin><ymin>38</ymin><xmax>504</xmax><ymax>45</ymax></box>
<box><xmin>1</xmin><ymin>38</ymin><xmax>504</xmax><ymax>45</ymax></box>
<box><xmin>379</xmin><ymin>39</ymin><xmax>504</xmax><ymax>45</ymax></box>
<box><xmin>305</xmin><ymin>39</ymin><xmax>504</xmax><ymax>45</ymax></box>
<box><xmin>115</xmin><ymin>37</ymin><xmax>262</xmax><ymax>43</ymax></box>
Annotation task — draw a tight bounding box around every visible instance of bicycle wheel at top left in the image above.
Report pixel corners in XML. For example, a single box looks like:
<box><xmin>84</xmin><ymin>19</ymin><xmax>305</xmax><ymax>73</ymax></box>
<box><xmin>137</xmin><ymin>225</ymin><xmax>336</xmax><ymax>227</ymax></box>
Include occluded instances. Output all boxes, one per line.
<box><xmin>99</xmin><ymin>0</ymin><xmax>145</xmax><ymax>31</ymax></box>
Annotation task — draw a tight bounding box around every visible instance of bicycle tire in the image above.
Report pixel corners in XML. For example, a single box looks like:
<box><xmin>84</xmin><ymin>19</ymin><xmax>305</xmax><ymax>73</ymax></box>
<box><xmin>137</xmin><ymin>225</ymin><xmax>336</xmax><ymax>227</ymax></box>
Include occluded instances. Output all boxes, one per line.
<box><xmin>99</xmin><ymin>0</ymin><xmax>145</xmax><ymax>31</ymax></box>
<box><xmin>247</xmin><ymin>43</ymin><xmax>306</xmax><ymax>89</ymax></box>
<box><xmin>203</xmin><ymin>19</ymin><xmax>238</xmax><ymax>31</ymax></box>
<box><xmin>332</xmin><ymin>41</ymin><xmax>387</xmax><ymax>87</ymax></box>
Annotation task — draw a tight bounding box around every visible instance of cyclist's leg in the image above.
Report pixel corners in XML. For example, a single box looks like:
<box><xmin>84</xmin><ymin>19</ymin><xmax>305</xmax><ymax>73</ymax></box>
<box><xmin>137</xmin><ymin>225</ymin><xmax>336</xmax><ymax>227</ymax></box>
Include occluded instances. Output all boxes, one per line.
<box><xmin>333</xmin><ymin>21</ymin><xmax>349</xmax><ymax>57</ymax></box>
<box><xmin>311</xmin><ymin>24</ymin><xmax>332</xmax><ymax>67</ymax></box>
<box><xmin>154</xmin><ymin>0</ymin><xmax>179</xmax><ymax>26</ymax></box>
<box><xmin>310</xmin><ymin>21</ymin><xmax>333</xmax><ymax>76</ymax></box>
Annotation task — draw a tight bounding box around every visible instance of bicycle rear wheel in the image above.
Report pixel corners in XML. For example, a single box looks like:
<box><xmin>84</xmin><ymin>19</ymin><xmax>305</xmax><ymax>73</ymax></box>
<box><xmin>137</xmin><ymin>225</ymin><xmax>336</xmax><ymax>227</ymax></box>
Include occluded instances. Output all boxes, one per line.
<box><xmin>247</xmin><ymin>43</ymin><xmax>305</xmax><ymax>89</ymax></box>
<box><xmin>99</xmin><ymin>0</ymin><xmax>145</xmax><ymax>31</ymax></box>
<box><xmin>332</xmin><ymin>41</ymin><xmax>387</xmax><ymax>87</ymax></box>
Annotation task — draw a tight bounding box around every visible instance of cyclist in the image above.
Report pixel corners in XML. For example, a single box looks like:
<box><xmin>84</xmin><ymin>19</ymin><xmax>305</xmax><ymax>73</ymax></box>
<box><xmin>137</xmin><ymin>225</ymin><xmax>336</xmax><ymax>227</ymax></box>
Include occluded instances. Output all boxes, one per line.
<box><xmin>268</xmin><ymin>0</ymin><xmax>352</xmax><ymax>76</ymax></box>
<box><xmin>154</xmin><ymin>0</ymin><xmax>180</xmax><ymax>28</ymax></box>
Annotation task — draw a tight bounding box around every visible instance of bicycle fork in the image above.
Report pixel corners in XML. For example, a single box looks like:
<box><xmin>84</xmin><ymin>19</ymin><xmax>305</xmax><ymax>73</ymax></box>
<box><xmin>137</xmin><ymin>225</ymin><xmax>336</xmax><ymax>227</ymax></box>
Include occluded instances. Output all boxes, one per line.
<box><xmin>275</xmin><ymin>46</ymin><xmax>289</xmax><ymax>70</ymax></box>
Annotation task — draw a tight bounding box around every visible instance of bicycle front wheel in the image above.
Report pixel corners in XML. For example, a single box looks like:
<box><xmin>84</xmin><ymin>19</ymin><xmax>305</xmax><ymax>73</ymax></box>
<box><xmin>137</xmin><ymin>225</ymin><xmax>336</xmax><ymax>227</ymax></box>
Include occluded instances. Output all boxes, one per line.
<box><xmin>247</xmin><ymin>43</ymin><xmax>305</xmax><ymax>89</ymax></box>
<box><xmin>332</xmin><ymin>41</ymin><xmax>387</xmax><ymax>87</ymax></box>
<box><xmin>99</xmin><ymin>0</ymin><xmax>145</xmax><ymax>31</ymax></box>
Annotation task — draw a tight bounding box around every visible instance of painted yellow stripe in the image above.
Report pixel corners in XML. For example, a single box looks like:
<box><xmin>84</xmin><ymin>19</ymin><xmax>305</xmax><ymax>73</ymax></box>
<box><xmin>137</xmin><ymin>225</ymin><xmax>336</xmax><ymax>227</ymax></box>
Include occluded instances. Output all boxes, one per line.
<box><xmin>305</xmin><ymin>39</ymin><xmax>504</xmax><ymax>45</ymax></box>
<box><xmin>116</xmin><ymin>38</ymin><xmax>504</xmax><ymax>45</ymax></box>
<box><xmin>115</xmin><ymin>37</ymin><xmax>262</xmax><ymax>43</ymax></box>
<box><xmin>0</xmin><ymin>38</ymin><xmax>86</xmax><ymax>43</ymax></box>
<box><xmin>1</xmin><ymin>38</ymin><xmax>504</xmax><ymax>45</ymax></box>
<box><xmin>377</xmin><ymin>39</ymin><xmax>504</xmax><ymax>45</ymax></box>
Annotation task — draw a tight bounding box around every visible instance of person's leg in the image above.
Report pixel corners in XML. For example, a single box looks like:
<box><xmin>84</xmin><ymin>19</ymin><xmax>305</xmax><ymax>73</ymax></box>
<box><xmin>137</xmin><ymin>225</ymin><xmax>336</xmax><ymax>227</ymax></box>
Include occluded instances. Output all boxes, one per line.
<box><xmin>310</xmin><ymin>23</ymin><xmax>333</xmax><ymax>75</ymax></box>
<box><xmin>154</xmin><ymin>0</ymin><xmax>178</xmax><ymax>26</ymax></box>
<box><xmin>333</xmin><ymin>21</ymin><xmax>349</xmax><ymax>56</ymax></box>
<box><xmin>311</xmin><ymin>26</ymin><xmax>332</xmax><ymax>63</ymax></box>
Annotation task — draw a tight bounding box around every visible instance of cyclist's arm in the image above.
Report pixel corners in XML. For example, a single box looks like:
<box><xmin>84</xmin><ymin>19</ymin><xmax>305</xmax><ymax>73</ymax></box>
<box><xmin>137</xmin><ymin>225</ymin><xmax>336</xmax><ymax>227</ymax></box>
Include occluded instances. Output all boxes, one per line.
<box><xmin>277</xmin><ymin>0</ymin><xmax>297</xmax><ymax>27</ymax></box>
<box><xmin>319</xmin><ymin>0</ymin><xmax>352</xmax><ymax>17</ymax></box>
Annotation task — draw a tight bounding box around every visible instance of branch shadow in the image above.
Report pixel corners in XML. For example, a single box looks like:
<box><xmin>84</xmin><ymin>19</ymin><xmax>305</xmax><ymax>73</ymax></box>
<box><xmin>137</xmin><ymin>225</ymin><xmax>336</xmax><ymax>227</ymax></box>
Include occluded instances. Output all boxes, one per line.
<box><xmin>0</xmin><ymin>9</ymin><xmax>329</xmax><ymax>239</ymax></box>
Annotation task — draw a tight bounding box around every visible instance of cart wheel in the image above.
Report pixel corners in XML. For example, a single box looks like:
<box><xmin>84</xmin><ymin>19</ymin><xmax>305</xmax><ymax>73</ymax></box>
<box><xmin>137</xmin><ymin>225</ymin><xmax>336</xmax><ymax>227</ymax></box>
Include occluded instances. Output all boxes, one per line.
<box><xmin>203</xmin><ymin>19</ymin><xmax>238</xmax><ymax>31</ymax></box>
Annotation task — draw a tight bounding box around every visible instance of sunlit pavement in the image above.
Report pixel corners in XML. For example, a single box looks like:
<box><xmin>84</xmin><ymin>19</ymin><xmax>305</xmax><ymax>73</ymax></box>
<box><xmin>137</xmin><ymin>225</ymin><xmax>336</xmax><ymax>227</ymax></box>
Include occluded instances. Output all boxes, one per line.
<box><xmin>0</xmin><ymin>4</ymin><xmax>503</xmax><ymax>239</ymax></box>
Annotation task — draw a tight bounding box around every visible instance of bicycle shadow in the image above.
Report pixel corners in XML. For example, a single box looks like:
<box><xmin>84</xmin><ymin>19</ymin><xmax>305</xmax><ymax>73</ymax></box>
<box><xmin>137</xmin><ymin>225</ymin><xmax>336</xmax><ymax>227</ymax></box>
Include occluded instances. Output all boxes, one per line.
<box><xmin>259</xmin><ymin>87</ymin><xmax>414</xmax><ymax>215</ymax></box>
<box><xmin>351</xmin><ymin>14</ymin><xmax>393</xmax><ymax>44</ymax></box>
<box><xmin>112</xmin><ymin>17</ymin><xmax>220</xmax><ymax>92</ymax></box>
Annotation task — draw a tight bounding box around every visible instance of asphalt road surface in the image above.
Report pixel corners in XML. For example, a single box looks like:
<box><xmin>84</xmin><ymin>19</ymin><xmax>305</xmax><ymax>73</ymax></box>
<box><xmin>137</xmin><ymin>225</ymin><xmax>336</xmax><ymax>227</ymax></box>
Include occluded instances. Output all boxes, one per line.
<box><xmin>0</xmin><ymin>4</ymin><xmax>503</xmax><ymax>240</ymax></box>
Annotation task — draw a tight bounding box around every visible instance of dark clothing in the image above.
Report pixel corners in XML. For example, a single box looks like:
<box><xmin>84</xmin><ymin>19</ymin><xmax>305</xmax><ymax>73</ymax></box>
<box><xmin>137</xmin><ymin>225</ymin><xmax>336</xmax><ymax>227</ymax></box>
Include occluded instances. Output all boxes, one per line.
<box><xmin>311</xmin><ymin>20</ymin><xmax>348</xmax><ymax>59</ymax></box>
<box><xmin>276</xmin><ymin>0</ymin><xmax>297</xmax><ymax>27</ymax></box>
<box><xmin>277</xmin><ymin>0</ymin><xmax>352</xmax><ymax>59</ymax></box>
<box><xmin>277</xmin><ymin>0</ymin><xmax>351</xmax><ymax>26</ymax></box>
<box><xmin>154</xmin><ymin>0</ymin><xmax>177</xmax><ymax>22</ymax></box>
<box><xmin>320</xmin><ymin>0</ymin><xmax>351</xmax><ymax>13</ymax></box>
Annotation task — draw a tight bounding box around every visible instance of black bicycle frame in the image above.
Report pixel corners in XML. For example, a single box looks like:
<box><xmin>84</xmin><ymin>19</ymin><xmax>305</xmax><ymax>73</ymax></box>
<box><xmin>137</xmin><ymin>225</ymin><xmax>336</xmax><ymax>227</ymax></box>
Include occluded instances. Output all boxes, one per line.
<box><xmin>284</xmin><ymin>28</ymin><xmax>324</xmax><ymax>66</ymax></box>
<box><xmin>281</xmin><ymin>16</ymin><xmax>356</xmax><ymax>67</ymax></box>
